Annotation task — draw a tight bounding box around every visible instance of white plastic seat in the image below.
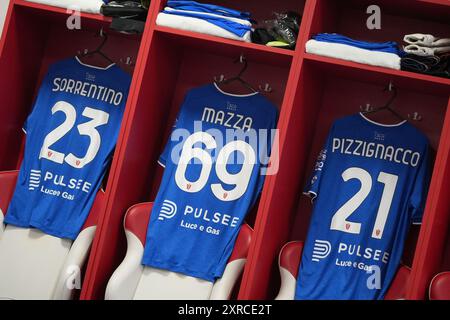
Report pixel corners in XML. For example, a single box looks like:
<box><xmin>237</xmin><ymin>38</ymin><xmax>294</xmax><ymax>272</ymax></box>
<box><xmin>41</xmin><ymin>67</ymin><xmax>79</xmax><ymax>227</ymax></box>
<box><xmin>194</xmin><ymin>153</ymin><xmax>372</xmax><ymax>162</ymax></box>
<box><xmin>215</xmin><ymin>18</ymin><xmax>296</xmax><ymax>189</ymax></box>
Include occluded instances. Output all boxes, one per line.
<box><xmin>105</xmin><ymin>202</ymin><xmax>253</xmax><ymax>300</ymax></box>
<box><xmin>275</xmin><ymin>241</ymin><xmax>412</xmax><ymax>300</ymax></box>
<box><xmin>0</xmin><ymin>170</ymin><xmax>100</xmax><ymax>300</ymax></box>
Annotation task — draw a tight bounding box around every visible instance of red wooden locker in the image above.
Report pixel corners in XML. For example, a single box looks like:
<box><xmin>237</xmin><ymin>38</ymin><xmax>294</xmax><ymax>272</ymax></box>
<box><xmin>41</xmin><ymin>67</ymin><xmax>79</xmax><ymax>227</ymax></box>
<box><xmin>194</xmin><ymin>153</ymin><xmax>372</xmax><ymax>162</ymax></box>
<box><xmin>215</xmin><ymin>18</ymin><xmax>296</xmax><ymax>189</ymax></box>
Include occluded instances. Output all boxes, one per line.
<box><xmin>0</xmin><ymin>0</ymin><xmax>449</xmax><ymax>301</ymax></box>
<box><xmin>239</xmin><ymin>0</ymin><xmax>450</xmax><ymax>300</ymax></box>
<box><xmin>81</xmin><ymin>0</ymin><xmax>306</xmax><ymax>300</ymax></box>
<box><xmin>0</xmin><ymin>0</ymin><xmax>144</xmax><ymax>299</ymax></box>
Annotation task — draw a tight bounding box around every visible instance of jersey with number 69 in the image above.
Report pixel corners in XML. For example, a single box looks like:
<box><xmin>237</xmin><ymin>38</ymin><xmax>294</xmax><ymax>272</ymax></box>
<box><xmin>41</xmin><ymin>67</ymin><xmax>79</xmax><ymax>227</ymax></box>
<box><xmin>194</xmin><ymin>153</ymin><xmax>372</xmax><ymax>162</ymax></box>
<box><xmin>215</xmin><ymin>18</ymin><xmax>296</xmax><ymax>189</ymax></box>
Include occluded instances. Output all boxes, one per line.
<box><xmin>295</xmin><ymin>113</ymin><xmax>430</xmax><ymax>300</ymax></box>
<box><xmin>5</xmin><ymin>57</ymin><xmax>131</xmax><ymax>240</ymax></box>
<box><xmin>141</xmin><ymin>83</ymin><xmax>278</xmax><ymax>281</ymax></box>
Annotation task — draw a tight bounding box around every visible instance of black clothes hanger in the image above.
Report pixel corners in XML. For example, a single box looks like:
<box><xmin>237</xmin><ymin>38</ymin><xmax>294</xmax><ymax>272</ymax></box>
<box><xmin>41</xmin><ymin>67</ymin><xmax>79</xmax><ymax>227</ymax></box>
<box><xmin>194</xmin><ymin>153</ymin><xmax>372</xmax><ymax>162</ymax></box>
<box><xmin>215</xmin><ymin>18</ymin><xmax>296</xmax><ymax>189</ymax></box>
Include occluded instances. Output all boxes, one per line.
<box><xmin>78</xmin><ymin>28</ymin><xmax>114</xmax><ymax>65</ymax></box>
<box><xmin>363</xmin><ymin>82</ymin><xmax>406</xmax><ymax>121</ymax></box>
<box><xmin>215</xmin><ymin>55</ymin><xmax>258</xmax><ymax>93</ymax></box>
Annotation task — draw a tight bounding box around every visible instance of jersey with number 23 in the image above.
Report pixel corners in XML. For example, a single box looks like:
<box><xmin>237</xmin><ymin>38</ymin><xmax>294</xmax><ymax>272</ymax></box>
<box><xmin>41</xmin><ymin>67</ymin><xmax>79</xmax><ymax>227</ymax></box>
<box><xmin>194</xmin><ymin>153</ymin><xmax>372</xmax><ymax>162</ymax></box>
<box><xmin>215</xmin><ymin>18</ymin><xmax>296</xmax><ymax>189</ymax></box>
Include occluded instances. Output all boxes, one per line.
<box><xmin>5</xmin><ymin>57</ymin><xmax>131</xmax><ymax>239</ymax></box>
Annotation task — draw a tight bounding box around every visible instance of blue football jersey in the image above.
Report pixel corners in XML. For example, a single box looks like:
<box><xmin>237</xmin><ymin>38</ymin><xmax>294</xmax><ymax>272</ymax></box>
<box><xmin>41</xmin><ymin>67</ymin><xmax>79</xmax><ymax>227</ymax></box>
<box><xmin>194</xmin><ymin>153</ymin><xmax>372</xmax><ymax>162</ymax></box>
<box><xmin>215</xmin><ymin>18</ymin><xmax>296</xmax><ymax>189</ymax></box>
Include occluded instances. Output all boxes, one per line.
<box><xmin>5</xmin><ymin>57</ymin><xmax>131</xmax><ymax>240</ymax></box>
<box><xmin>141</xmin><ymin>83</ymin><xmax>278</xmax><ymax>281</ymax></box>
<box><xmin>295</xmin><ymin>113</ymin><xmax>430</xmax><ymax>300</ymax></box>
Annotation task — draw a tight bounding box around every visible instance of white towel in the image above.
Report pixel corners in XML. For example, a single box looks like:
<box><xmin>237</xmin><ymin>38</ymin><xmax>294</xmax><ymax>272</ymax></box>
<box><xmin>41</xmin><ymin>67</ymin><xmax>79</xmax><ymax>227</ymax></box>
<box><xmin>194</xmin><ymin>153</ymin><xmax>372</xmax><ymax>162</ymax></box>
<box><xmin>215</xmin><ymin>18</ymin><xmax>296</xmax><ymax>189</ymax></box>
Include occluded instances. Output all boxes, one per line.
<box><xmin>26</xmin><ymin>0</ymin><xmax>104</xmax><ymax>14</ymax></box>
<box><xmin>305</xmin><ymin>39</ymin><xmax>401</xmax><ymax>70</ymax></box>
<box><xmin>156</xmin><ymin>11</ymin><xmax>251</xmax><ymax>43</ymax></box>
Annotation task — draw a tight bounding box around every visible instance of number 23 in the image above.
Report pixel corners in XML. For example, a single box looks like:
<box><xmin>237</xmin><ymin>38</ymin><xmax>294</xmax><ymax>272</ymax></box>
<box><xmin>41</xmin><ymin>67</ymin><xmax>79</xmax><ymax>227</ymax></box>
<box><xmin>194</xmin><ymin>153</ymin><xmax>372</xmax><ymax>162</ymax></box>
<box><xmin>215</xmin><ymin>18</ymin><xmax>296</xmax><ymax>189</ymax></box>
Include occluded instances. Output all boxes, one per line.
<box><xmin>39</xmin><ymin>101</ymin><xmax>109</xmax><ymax>169</ymax></box>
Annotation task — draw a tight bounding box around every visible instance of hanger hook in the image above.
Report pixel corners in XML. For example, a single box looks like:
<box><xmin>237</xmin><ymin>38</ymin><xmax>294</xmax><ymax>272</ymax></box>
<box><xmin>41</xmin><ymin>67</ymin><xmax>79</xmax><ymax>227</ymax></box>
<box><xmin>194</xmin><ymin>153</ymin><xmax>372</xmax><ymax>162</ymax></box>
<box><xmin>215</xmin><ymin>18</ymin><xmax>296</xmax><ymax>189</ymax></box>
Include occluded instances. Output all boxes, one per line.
<box><xmin>97</xmin><ymin>29</ymin><xmax>108</xmax><ymax>52</ymax></box>
<box><xmin>388</xmin><ymin>80</ymin><xmax>394</xmax><ymax>92</ymax></box>
<box><xmin>408</xmin><ymin>112</ymin><xmax>423</xmax><ymax>121</ymax></box>
<box><xmin>78</xmin><ymin>28</ymin><xmax>113</xmax><ymax>64</ymax></box>
<box><xmin>381</xmin><ymin>81</ymin><xmax>397</xmax><ymax>107</ymax></box>
<box><xmin>214</xmin><ymin>74</ymin><xmax>226</xmax><ymax>83</ymax></box>
<box><xmin>258</xmin><ymin>83</ymin><xmax>273</xmax><ymax>93</ymax></box>
<box><xmin>235</xmin><ymin>54</ymin><xmax>248</xmax><ymax>78</ymax></box>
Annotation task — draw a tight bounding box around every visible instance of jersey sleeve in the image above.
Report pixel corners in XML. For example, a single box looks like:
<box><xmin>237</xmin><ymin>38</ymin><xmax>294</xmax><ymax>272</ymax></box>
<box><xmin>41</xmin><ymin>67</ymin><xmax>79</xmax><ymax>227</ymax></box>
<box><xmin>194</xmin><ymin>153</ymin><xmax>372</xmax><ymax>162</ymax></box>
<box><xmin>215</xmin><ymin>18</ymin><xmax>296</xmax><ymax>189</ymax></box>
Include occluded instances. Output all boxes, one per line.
<box><xmin>22</xmin><ymin>93</ymin><xmax>40</xmax><ymax>134</ymax></box>
<box><xmin>23</xmin><ymin>114</ymin><xmax>32</xmax><ymax>134</ymax></box>
<box><xmin>303</xmin><ymin>125</ymin><xmax>334</xmax><ymax>202</ymax></box>
<box><xmin>158</xmin><ymin>117</ymin><xmax>178</xmax><ymax>168</ymax></box>
<box><xmin>158</xmin><ymin>91</ymin><xmax>192</xmax><ymax>167</ymax></box>
<box><xmin>409</xmin><ymin>143</ymin><xmax>431</xmax><ymax>225</ymax></box>
<box><xmin>22</xmin><ymin>63</ymin><xmax>57</xmax><ymax>134</ymax></box>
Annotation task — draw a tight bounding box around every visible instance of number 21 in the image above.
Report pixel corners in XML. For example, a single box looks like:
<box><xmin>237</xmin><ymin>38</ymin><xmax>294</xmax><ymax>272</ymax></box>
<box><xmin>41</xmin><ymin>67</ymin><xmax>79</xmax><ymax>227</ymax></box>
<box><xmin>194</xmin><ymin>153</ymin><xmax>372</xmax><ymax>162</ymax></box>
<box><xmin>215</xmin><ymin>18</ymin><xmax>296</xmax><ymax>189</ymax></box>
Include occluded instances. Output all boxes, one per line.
<box><xmin>330</xmin><ymin>167</ymin><xmax>398</xmax><ymax>239</ymax></box>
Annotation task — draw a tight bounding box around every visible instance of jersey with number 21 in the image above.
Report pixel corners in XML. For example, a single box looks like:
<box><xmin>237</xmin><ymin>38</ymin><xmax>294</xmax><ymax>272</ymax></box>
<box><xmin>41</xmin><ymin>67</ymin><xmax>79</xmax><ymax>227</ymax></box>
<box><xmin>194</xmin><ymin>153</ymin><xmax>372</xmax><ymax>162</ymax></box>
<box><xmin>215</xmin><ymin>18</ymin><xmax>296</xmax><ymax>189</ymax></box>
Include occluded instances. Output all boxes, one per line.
<box><xmin>296</xmin><ymin>113</ymin><xmax>430</xmax><ymax>300</ymax></box>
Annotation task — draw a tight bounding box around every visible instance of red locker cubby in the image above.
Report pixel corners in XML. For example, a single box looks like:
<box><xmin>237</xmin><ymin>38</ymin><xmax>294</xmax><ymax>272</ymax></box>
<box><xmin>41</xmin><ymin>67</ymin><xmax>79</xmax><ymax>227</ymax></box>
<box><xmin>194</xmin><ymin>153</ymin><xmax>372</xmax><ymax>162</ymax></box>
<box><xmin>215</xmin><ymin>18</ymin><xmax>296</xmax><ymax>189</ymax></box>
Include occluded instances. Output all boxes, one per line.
<box><xmin>0</xmin><ymin>0</ymin><xmax>147</xmax><ymax>299</ymax></box>
<box><xmin>239</xmin><ymin>0</ymin><xmax>450</xmax><ymax>300</ymax></box>
<box><xmin>81</xmin><ymin>0</ymin><xmax>307</xmax><ymax>300</ymax></box>
<box><xmin>0</xmin><ymin>0</ymin><xmax>143</xmax><ymax>170</ymax></box>
<box><xmin>0</xmin><ymin>0</ymin><xmax>449</xmax><ymax>300</ymax></box>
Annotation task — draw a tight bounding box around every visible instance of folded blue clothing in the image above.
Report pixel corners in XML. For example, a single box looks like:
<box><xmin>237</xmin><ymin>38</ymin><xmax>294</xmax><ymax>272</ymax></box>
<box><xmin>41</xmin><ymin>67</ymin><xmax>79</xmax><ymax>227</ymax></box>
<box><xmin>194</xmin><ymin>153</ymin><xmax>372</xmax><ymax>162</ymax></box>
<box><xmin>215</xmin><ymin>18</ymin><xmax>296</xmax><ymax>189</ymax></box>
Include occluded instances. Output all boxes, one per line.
<box><xmin>313</xmin><ymin>33</ymin><xmax>401</xmax><ymax>55</ymax></box>
<box><xmin>162</xmin><ymin>9</ymin><xmax>251</xmax><ymax>37</ymax></box>
<box><xmin>167</xmin><ymin>1</ymin><xmax>250</xmax><ymax>20</ymax></box>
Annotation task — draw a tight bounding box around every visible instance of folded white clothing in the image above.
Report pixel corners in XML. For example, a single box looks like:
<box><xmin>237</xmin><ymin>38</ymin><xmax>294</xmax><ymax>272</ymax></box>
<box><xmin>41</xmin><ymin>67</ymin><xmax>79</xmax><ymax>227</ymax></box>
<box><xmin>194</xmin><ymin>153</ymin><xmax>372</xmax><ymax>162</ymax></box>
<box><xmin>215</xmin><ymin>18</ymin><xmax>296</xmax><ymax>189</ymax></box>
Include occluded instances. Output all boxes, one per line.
<box><xmin>404</xmin><ymin>33</ymin><xmax>450</xmax><ymax>47</ymax></box>
<box><xmin>404</xmin><ymin>44</ymin><xmax>450</xmax><ymax>56</ymax></box>
<box><xmin>305</xmin><ymin>39</ymin><xmax>401</xmax><ymax>70</ymax></box>
<box><xmin>26</xmin><ymin>0</ymin><xmax>104</xmax><ymax>14</ymax></box>
<box><xmin>156</xmin><ymin>12</ymin><xmax>251</xmax><ymax>43</ymax></box>
<box><xmin>164</xmin><ymin>7</ymin><xmax>252</xmax><ymax>27</ymax></box>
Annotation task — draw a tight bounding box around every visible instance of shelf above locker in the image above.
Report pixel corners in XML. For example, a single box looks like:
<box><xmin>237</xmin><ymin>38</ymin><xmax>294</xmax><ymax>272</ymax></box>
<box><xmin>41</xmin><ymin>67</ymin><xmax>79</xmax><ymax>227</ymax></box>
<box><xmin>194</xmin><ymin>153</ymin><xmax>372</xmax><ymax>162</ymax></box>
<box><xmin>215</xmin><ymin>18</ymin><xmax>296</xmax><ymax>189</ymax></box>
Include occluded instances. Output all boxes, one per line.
<box><xmin>153</xmin><ymin>25</ymin><xmax>295</xmax><ymax>68</ymax></box>
<box><xmin>303</xmin><ymin>53</ymin><xmax>450</xmax><ymax>96</ymax></box>
<box><xmin>13</xmin><ymin>0</ymin><xmax>112</xmax><ymax>29</ymax></box>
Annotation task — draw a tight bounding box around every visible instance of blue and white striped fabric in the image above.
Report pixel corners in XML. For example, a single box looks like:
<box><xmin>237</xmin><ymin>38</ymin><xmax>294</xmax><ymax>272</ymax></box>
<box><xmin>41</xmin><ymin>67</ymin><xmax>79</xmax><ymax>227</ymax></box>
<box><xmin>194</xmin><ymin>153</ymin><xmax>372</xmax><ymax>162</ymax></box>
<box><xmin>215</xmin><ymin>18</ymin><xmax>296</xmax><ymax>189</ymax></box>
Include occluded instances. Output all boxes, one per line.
<box><xmin>313</xmin><ymin>33</ymin><xmax>402</xmax><ymax>55</ymax></box>
<box><xmin>167</xmin><ymin>0</ymin><xmax>250</xmax><ymax>20</ymax></box>
<box><xmin>162</xmin><ymin>7</ymin><xmax>251</xmax><ymax>37</ymax></box>
<box><xmin>162</xmin><ymin>1</ymin><xmax>251</xmax><ymax>38</ymax></box>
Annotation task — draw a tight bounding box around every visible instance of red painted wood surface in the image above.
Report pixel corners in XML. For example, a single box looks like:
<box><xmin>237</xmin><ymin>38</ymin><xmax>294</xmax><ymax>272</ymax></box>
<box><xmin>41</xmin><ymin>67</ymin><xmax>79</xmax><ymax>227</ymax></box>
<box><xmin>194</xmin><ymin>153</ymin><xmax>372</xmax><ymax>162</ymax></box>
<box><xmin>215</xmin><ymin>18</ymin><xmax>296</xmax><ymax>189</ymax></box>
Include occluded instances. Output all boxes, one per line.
<box><xmin>0</xmin><ymin>0</ymin><xmax>448</xmax><ymax>300</ymax></box>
